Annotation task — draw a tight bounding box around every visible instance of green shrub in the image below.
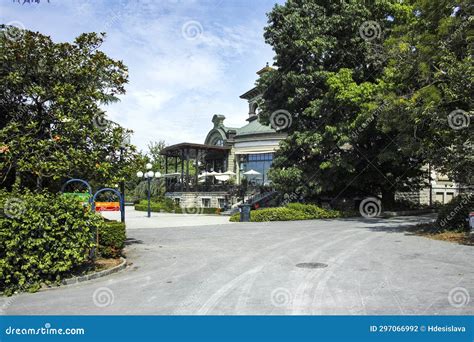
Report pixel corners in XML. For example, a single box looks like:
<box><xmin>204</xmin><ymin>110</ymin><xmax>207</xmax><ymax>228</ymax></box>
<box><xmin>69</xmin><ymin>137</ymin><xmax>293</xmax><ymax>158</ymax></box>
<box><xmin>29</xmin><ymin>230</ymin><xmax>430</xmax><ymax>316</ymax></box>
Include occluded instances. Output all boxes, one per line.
<box><xmin>436</xmin><ymin>193</ymin><xmax>474</xmax><ymax>231</ymax></box>
<box><xmin>251</xmin><ymin>207</ymin><xmax>310</xmax><ymax>221</ymax></box>
<box><xmin>229</xmin><ymin>213</ymin><xmax>240</xmax><ymax>222</ymax></box>
<box><xmin>99</xmin><ymin>221</ymin><xmax>126</xmax><ymax>258</ymax></box>
<box><xmin>0</xmin><ymin>190</ymin><xmax>104</xmax><ymax>295</ymax></box>
<box><xmin>135</xmin><ymin>203</ymin><xmax>221</xmax><ymax>215</ymax></box>
<box><xmin>286</xmin><ymin>203</ymin><xmax>341</xmax><ymax>219</ymax></box>
<box><xmin>229</xmin><ymin>203</ymin><xmax>342</xmax><ymax>222</ymax></box>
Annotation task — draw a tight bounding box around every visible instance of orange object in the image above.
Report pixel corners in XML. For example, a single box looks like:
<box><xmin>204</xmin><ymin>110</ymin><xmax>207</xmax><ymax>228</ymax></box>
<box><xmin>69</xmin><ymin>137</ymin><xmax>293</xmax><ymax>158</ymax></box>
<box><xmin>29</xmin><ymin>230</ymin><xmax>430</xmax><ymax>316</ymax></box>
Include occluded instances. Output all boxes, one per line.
<box><xmin>95</xmin><ymin>202</ymin><xmax>120</xmax><ymax>211</ymax></box>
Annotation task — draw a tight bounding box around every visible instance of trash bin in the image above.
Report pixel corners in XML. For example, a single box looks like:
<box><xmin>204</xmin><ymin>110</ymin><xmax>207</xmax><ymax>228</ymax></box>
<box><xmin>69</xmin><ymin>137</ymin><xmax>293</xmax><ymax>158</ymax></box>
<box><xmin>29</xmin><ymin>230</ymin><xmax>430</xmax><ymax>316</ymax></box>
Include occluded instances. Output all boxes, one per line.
<box><xmin>239</xmin><ymin>203</ymin><xmax>251</xmax><ymax>222</ymax></box>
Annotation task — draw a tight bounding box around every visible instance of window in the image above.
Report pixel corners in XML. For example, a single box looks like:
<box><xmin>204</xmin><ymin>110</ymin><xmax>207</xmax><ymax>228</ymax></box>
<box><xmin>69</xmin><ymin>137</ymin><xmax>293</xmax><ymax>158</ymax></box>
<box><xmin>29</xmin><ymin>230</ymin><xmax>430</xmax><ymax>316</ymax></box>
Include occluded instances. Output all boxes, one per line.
<box><xmin>435</xmin><ymin>192</ymin><xmax>444</xmax><ymax>204</ymax></box>
<box><xmin>201</xmin><ymin>198</ymin><xmax>211</xmax><ymax>208</ymax></box>
<box><xmin>218</xmin><ymin>198</ymin><xmax>226</xmax><ymax>208</ymax></box>
<box><xmin>446</xmin><ymin>192</ymin><xmax>454</xmax><ymax>203</ymax></box>
<box><xmin>211</xmin><ymin>135</ymin><xmax>224</xmax><ymax>146</ymax></box>
<box><xmin>174</xmin><ymin>198</ymin><xmax>180</xmax><ymax>206</ymax></box>
<box><xmin>240</xmin><ymin>153</ymin><xmax>274</xmax><ymax>185</ymax></box>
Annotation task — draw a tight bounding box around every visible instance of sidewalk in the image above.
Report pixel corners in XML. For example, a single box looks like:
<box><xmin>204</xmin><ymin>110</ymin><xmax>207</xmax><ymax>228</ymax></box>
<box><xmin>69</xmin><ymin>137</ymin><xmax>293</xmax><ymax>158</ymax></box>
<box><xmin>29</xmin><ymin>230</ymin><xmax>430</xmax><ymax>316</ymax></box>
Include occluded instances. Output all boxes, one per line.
<box><xmin>101</xmin><ymin>207</ymin><xmax>232</xmax><ymax>229</ymax></box>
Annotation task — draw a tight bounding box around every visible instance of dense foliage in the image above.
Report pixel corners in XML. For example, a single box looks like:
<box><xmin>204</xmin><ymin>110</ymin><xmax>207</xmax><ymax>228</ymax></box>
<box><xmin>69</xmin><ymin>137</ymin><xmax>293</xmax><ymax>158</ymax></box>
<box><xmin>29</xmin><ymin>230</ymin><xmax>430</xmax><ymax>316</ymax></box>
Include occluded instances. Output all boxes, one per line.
<box><xmin>135</xmin><ymin>199</ymin><xmax>221</xmax><ymax>214</ymax></box>
<box><xmin>229</xmin><ymin>203</ymin><xmax>341</xmax><ymax>222</ymax></box>
<box><xmin>258</xmin><ymin>0</ymin><xmax>472</xmax><ymax>208</ymax></box>
<box><xmin>0</xmin><ymin>29</ymin><xmax>137</xmax><ymax>192</ymax></box>
<box><xmin>0</xmin><ymin>190</ymin><xmax>105</xmax><ymax>295</ymax></box>
<box><xmin>99</xmin><ymin>221</ymin><xmax>126</xmax><ymax>258</ymax></box>
<box><xmin>436</xmin><ymin>193</ymin><xmax>474</xmax><ymax>231</ymax></box>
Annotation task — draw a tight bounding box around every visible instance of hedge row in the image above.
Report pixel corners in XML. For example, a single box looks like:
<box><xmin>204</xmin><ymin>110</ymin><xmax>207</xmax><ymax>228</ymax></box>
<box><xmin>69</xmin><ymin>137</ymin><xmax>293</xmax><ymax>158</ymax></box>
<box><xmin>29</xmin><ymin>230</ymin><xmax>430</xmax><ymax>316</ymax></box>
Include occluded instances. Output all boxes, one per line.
<box><xmin>436</xmin><ymin>193</ymin><xmax>473</xmax><ymax>231</ymax></box>
<box><xmin>229</xmin><ymin>203</ymin><xmax>342</xmax><ymax>222</ymax></box>
<box><xmin>135</xmin><ymin>204</ymin><xmax>221</xmax><ymax>215</ymax></box>
<box><xmin>0</xmin><ymin>190</ymin><xmax>127</xmax><ymax>295</ymax></box>
<box><xmin>0</xmin><ymin>190</ymin><xmax>104</xmax><ymax>295</ymax></box>
<box><xmin>99</xmin><ymin>221</ymin><xmax>126</xmax><ymax>258</ymax></box>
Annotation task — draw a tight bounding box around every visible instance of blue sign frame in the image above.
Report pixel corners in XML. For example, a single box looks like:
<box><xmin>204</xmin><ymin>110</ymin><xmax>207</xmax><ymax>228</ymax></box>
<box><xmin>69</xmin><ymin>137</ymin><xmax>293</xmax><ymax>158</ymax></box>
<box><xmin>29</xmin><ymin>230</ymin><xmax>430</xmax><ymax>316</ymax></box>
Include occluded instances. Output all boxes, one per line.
<box><xmin>92</xmin><ymin>188</ymin><xmax>125</xmax><ymax>223</ymax></box>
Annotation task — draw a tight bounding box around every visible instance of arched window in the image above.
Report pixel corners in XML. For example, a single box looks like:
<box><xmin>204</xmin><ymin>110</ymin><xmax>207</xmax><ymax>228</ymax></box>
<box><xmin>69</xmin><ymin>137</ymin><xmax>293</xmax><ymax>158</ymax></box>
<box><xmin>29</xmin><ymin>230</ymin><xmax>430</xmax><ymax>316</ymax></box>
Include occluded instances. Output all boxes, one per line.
<box><xmin>211</xmin><ymin>136</ymin><xmax>224</xmax><ymax>146</ymax></box>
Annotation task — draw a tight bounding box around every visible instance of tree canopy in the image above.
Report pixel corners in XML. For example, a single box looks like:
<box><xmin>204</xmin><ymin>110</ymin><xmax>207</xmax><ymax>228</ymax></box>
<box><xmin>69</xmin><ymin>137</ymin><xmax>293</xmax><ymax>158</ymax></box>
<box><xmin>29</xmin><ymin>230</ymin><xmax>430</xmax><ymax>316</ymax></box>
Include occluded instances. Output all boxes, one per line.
<box><xmin>0</xmin><ymin>28</ymin><xmax>137</xmax><ymax>192</ymax></box>
<box><xmin>258</xmin><ymin>0</ymin><xmax>472</xmax><ymax>208</ymax></box>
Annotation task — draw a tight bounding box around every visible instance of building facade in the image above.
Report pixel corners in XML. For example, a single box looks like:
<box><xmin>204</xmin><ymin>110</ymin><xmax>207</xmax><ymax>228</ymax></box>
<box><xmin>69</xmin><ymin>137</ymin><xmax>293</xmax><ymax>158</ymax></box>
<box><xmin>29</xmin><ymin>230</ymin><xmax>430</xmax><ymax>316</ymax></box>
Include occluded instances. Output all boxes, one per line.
<box><xmin>161</xmin><ymin>66</ymin><xmax>285</xmax><ymax>209</ymax></box>
<box><xmin>162</xmin><ymin>66</ymin><xmax>460</xmax><ymax>210</ymax></box>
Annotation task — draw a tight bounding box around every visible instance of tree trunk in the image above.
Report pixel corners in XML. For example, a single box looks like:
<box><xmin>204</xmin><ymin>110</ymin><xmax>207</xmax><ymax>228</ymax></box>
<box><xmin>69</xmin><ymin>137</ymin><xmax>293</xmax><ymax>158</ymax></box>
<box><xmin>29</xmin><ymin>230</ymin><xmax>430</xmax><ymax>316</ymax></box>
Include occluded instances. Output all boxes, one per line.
<box><xmin>381</xmin><ymin>189</ymin><xmax>395</xmax><ymax>210</ymax></box>
<box><xmin>36</xmin><ymin>174</ymin><xmax>43</xmax><ymax>190</ymax></box>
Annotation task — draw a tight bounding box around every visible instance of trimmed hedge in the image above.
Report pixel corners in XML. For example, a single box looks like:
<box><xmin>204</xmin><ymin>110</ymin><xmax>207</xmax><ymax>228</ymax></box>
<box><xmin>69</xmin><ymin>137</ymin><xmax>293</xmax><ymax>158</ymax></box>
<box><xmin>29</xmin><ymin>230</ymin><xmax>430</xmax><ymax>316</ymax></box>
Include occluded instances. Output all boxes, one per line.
<box><xmin>99</xmin><ymin>221</ymin><xmax>126</xmax><ymax>258</ymax></box>
<box><xmin>436</xmin><ymin>193</ymin><xmax>473</xmax><ymax>231</ymax></box>
<box><xmin>286</xmin><ymin>203</ymin><xmax>341</xmax><ymax>219</ymax></box>
<box><xmin>229</xmin><ymin>203</ymin><xmax>342</xmax><ymax>222</ymax></box>
<box><xmin>135</xmin><ymin>203</ymin><xmax>221</xmax><ymax>215</ymax></box>
<box><xmin>0</xmin><ymin>190</ymin><xmax>105</xmax><ymax>295</ymax></box>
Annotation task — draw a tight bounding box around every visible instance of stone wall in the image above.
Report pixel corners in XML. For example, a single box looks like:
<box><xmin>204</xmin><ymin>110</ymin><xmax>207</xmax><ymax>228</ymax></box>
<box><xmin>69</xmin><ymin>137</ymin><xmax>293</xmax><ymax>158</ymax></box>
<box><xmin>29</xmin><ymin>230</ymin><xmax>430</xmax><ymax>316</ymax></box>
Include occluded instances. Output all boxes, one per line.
<box><xmin>165</xmin><ymin>192</ymin><xmax>229</xmax><ymax>208</ymax></box>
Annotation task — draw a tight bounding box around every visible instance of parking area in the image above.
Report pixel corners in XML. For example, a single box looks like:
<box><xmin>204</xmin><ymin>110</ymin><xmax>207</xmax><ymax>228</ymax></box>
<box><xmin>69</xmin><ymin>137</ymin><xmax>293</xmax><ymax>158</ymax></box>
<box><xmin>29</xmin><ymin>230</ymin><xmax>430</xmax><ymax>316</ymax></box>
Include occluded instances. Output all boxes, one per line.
<box><xmin>2</xmin><ymin>214</ymin><xmax>473</xmax><ymax>315</ymax></box>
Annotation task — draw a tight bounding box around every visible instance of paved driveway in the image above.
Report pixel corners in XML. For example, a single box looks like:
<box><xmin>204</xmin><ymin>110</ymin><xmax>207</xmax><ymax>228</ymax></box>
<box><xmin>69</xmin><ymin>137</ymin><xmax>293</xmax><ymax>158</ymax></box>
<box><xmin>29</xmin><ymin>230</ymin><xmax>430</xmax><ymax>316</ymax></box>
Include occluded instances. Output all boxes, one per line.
<box><xmin>2</xmin><ymin>215</ymin><xmax>473</xmax><ymax>315</ymax></box>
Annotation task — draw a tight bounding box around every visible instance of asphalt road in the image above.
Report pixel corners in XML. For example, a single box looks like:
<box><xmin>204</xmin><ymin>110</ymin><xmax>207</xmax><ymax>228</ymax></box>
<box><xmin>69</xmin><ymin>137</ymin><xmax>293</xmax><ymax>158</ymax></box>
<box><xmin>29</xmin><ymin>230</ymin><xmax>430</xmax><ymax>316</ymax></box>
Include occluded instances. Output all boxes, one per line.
<box><xmin>1</xmin><ymin>215</ymin><xmax>473</xmax><ymax>315</ymax></box>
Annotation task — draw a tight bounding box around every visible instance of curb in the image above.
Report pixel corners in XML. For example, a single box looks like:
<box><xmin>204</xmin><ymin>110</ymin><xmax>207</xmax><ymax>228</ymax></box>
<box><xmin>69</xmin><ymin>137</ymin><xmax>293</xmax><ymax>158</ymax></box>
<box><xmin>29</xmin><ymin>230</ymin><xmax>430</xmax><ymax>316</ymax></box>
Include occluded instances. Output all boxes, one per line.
<box><xmin>381</xmin><ymin>209</ymin><xmax>438</xmax><ymax>217</ymax></box>
<box><xmin>60</xmin><ymin>257</ymin><xmax>127</xmax><ymax>286</ymax></box>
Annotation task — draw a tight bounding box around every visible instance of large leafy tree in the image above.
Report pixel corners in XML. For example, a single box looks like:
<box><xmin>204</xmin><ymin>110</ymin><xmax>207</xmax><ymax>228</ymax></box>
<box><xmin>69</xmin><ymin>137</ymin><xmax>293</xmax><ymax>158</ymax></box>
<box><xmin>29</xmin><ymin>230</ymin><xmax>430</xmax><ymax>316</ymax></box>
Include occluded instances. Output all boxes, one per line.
<box><xmin>0</xmin><ymin>28</ymin><xmax>136</xmax><ymax>192</ymax></box>
<box><xmin>258</xmin><ymin>0</ymin><xmax>426</xmax><ymax>208</ymax></box>
<box><xmin>376</xmin><ymin>0</ymin><xmax>473</xmax><ymax>185</ymax></box>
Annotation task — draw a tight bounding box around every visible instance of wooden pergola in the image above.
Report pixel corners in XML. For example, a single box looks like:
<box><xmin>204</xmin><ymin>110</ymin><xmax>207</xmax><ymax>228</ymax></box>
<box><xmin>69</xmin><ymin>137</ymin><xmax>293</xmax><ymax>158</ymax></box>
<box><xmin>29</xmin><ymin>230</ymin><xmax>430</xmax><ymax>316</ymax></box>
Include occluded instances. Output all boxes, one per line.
<box><xmin>160</xmin><ymin>142</ymin><xmax>231</xmax><ymax>192</ymax></box>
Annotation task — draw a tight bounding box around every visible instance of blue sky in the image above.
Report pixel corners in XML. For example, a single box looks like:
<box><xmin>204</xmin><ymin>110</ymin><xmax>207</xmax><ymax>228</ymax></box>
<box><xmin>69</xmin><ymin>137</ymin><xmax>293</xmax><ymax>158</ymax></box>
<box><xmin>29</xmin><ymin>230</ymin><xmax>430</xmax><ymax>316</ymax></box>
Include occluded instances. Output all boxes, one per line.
<box><xmin>1</xmin><ymin>0</ymin><xmax>281</xmax><ymax>151</ymax></box>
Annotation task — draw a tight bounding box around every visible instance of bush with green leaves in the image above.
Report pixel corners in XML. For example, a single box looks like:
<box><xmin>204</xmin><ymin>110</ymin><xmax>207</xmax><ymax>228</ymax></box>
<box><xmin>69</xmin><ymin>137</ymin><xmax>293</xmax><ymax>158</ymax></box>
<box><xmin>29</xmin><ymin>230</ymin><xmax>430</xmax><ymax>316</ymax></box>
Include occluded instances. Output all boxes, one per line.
<box><xmin>135</xmin><ymin>199</ymin><xmax>221</xmax><ymax>215</ymax></box>
<box><xmin>135</xmin><ymin>198</ymin><xmax>178</xmax><ymax>212</ymax></box>
<box><xmin>229</xmin><ymin>203</ymin><xmax>341</xmax><ymax>222</ymax></box>
<box><xmin>0</xmin><ymin>190</ymin><xmax>105</xmax><ymax>295</ymax></box>
<box><xmin>99</xmin><ymin>221</ymin><xmax>126</xmax><ymax>258</ymax></box>
<box><xmin>436</xmin><ymin>193</ymin><xmax>474</xmax><ymax>231</ymax></box>
<box><xmin>286</xmin><ymin>203</ymin><xmax>341</xmax><ymax>219</ymax></box>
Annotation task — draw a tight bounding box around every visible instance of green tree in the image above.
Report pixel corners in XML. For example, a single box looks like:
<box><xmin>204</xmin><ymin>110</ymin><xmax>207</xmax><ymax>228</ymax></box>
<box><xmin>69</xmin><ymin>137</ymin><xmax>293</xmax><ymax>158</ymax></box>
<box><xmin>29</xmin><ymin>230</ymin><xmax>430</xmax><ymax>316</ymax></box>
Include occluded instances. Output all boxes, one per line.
<box><xmin>147</xmin><ymin>140</ymin><xmax>167</xmax><ymax>173</ymax></box>
<box><xmin>259</xmin><ymin>0</ymin><xmax>426</xmax><ymax>208</ymax></box>
<box><xmin>376</xmin><ymin>0</ymin><xmax>473</xmax><ymax>185</ymax></box>
<box><xmin>0</xmin><ymin>28</ymin><xmax>136</xmax><ymax>191</ymax></box>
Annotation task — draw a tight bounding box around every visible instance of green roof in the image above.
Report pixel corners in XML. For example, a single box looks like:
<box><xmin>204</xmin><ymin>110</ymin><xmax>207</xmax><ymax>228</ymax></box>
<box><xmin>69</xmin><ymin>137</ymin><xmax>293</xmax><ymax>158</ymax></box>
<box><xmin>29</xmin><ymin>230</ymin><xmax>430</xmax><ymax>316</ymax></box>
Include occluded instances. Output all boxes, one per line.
<box><xmin>234</xmin><ymin>118</ymin><xmax>276</xmax><ymax>136</ymax></box>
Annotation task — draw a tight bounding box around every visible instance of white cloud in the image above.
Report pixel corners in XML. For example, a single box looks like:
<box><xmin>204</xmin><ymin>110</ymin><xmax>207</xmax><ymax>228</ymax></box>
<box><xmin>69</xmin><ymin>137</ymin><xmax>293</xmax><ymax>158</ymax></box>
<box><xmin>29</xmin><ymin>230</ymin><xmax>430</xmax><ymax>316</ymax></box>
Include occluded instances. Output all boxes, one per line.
<box><xmin>1</xmin><ymin>0</ymin><xmax>277</xmax><ymax>151</ymax></box>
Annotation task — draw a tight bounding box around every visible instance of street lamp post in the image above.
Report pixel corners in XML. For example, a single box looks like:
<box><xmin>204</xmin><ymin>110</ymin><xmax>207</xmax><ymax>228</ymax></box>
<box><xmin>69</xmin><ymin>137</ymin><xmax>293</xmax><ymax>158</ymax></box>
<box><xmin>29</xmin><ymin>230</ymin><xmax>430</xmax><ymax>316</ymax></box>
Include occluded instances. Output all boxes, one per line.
<box><xmin>119</xmin><ymin>133</ymin><xmax>130</xmax><ymax>223</ymax></box>
<box><xmin>136</xmin><ymin>163</ymin><xmax>161</xmax><ymax>218</ymax></box>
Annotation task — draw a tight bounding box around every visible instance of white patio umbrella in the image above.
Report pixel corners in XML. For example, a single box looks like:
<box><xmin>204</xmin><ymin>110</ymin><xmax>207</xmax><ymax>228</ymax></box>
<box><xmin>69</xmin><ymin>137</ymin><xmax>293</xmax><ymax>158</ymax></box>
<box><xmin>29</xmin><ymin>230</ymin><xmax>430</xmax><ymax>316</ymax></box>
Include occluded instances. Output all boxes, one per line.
<box><xmin>243</xmin><ymin>169</ymin><xmax>261</xmax><ymax>176</ymax></box>
<box><xmin>198</xmin><ymin>171</ymin><xmax>210</xmax><ymax>178</ymax></box>
<box><xmin>222</xmin><ymin>171</ymin><xmax>236</xmax><ymax>176</ymax></box>
<box><xmin>215</xmin><ymin>175</ymin><xmax>230</xmax><ymax>182</ymax></box>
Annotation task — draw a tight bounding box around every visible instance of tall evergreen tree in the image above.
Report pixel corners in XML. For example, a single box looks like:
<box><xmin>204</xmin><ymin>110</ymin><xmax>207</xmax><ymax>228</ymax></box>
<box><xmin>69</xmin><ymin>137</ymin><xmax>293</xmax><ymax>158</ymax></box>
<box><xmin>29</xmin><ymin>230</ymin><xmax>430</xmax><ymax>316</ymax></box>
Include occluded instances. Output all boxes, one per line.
<box><xmin>258</xmin><ymin>0</ymin><xmax>425</xmax><ymax>208</ymax></box>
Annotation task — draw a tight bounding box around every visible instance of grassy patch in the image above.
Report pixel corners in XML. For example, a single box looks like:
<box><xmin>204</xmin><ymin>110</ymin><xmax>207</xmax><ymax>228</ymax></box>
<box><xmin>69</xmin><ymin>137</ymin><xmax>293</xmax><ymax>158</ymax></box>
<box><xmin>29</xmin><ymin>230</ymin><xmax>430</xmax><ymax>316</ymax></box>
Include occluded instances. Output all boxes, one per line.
<box><xmin>409</xmin><ymin>223</ymin><xmax>474</xmax><ymax>246</ymax></box>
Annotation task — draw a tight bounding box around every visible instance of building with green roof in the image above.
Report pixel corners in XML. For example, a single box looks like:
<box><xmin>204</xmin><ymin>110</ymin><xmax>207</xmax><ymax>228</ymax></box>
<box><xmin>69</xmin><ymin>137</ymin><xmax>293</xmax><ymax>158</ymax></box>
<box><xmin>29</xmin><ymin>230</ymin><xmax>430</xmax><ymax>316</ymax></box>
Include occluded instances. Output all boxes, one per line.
<box><xmin>160</xmin><ymin>66</ymin><xmax>286</xmax><ymax>209</ymax></box>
